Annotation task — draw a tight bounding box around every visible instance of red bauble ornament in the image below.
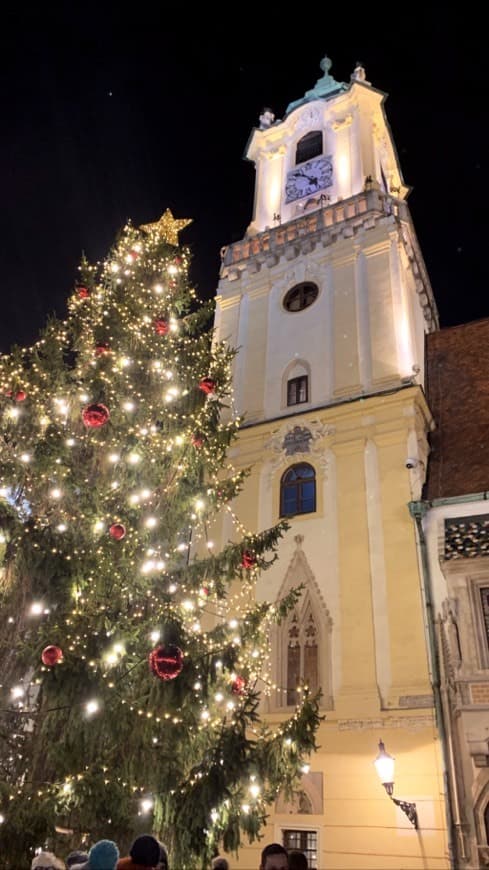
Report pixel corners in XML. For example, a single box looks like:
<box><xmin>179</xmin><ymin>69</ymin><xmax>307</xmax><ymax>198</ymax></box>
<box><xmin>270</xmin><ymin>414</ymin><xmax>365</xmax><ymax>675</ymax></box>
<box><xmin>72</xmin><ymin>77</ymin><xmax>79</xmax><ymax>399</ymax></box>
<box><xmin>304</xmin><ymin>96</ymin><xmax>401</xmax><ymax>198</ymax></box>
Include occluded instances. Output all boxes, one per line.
<box><xmin>240</xmin><ymin>550</ymin><xmax>256</xmax><ymax>569</ymax></box>
<box><xmin>173</xmin><ymin>256</ymin><xmax>182</xmax><ymax>266</ymax></box>
<box><xmin>95</xmin><ymin>342</ymin><xmax>111</xmax><ymax>356</ymax></box>
<box><xmin>149</xmin><ymin>644</ymin><xmax>184</xmax><ymax>681</ymax></box>
<box><xmin>192</xmin><ymin>434</ymin><xmax>204</xmax><ymax>448</ymax></box>
<box><xmin>109</xmin><ymin>523</ymin><xmax>126</xmax><ymax>541</ymax></box>
<box><xmin>82</xmin><ymin>403</ymin><xmax>110</xmax><ymax>428</ymax></box>
<box><xmin>77</xmin><ymin>286</ymin><xmax>90</xmax><ymax>299</ymax></box>
<box><xmin>4</xmin><ymin>390</ymin><xmax>13</xmax><ymax>398</ymax></box>
<box><xmin>154</xmin><ymin>319</ymin><xmax>170</xmax><ymax>335</ymax></box>
<box><xmin>41</xmin><ymin>645</ymin><xmax>64</xmax><ymax>667</ymax></box>
<box><xmin>198</xmin><ymin>377</ymin><xmax>216</xmax><ymax>395</ymax></box>
<box><xmin>14</xmin><ymin>390</ymin><xmax>27</xmax><ymax>402</ymax></box>
<box><xmin>231</xmin><ymin>675</ymin><xmax>247</xmax><ymax>696</ymax></box>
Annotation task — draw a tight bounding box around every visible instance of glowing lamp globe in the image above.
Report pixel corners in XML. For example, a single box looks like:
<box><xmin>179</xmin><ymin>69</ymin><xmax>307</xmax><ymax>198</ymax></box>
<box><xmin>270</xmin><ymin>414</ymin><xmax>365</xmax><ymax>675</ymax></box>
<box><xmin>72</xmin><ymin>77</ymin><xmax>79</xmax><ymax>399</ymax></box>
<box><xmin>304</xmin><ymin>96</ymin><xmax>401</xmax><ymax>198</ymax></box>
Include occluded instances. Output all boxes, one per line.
<box><xmin>374</xmin><ymin>739</ymin><xmax>395</xmax><ymax>796</ymax></box>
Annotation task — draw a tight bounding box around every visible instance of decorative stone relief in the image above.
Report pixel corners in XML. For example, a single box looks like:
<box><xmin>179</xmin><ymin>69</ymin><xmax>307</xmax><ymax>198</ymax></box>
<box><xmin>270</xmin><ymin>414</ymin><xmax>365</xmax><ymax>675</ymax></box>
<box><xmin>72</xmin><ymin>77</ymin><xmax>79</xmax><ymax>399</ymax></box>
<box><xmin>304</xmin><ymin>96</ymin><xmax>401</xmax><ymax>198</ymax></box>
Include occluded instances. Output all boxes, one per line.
<box><xmin>283</xmin><ymin>426</ymin><xmax>313</xmax><ymax>455</ymax></box>
<box><xmin>264</xmin><ymin>420</ymin><xmax>334</xmax><ymax>483</ymax></box>
<box><xmin>330</xmin><ymin>113</ymin><xmax>353</xmax><ymax>131</ymax></box>
<box><xmin>294</xmin><ymin>106</ymin><xmax>323</xmax><ymax>133</ymax></box>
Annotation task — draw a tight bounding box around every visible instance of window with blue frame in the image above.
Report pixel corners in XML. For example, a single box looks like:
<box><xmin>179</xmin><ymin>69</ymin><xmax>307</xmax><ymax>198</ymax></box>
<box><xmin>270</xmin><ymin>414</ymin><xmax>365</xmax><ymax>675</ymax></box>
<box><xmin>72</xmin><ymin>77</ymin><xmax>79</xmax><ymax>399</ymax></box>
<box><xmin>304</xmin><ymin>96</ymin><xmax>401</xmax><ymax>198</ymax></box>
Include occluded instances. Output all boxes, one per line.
<box><xmin>280</xmin><ymin>463</ymin><xmax>316</xmax><ymax>517</ymax></box>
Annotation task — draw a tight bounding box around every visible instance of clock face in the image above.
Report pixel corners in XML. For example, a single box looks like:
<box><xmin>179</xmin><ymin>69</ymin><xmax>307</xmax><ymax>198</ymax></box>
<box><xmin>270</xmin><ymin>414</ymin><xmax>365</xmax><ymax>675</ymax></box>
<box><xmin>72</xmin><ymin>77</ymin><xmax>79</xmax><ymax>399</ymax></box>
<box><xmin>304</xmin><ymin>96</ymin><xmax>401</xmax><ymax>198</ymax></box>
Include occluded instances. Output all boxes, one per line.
<box><xmin>285</xmin><ymin>155</ymin><xmax>333</xmax><ymax>203</ymax></box>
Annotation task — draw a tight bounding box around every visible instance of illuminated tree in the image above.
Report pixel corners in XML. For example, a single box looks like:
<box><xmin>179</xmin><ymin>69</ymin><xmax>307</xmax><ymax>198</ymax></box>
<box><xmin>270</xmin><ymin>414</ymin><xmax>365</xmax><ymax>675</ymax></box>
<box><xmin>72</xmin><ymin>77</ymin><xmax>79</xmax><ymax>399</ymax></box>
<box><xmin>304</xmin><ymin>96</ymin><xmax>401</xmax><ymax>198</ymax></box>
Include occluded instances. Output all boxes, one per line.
<box><xmin>0</xmin><ymin>211</ymin><xmax>321</xmax><ymax>869</ymax></box>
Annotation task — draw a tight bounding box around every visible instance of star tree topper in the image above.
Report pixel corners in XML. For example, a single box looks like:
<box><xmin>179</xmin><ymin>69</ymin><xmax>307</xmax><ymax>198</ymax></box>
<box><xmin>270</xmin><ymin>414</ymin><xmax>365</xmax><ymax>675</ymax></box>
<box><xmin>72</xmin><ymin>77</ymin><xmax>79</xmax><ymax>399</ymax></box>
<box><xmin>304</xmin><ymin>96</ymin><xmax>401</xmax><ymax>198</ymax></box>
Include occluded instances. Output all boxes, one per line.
<box><xmin>140</xmin><ymin>209</ymin><xmax>193</xmax><ymax>246</ymax></box>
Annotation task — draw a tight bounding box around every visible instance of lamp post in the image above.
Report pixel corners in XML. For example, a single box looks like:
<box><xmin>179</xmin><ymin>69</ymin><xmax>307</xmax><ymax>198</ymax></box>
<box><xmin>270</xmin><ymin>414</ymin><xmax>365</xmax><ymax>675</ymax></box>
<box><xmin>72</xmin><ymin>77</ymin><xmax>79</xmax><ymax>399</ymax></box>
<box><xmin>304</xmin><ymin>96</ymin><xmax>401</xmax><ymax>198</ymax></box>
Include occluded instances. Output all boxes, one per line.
<box><xmin>374</xmin><ymin>740</ymin><xmax>419</xmax><ymax>829</ymax></box>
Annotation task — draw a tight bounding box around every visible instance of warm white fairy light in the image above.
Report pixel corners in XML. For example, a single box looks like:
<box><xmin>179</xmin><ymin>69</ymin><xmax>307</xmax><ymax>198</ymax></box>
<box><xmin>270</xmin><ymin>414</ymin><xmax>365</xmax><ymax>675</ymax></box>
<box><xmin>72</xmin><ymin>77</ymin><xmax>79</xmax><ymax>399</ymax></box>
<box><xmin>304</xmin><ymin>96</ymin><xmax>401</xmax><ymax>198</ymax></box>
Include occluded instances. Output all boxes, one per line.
<box><xmin>150</xmin><ymin>630</ymin><xmax>160</xmax><ymax>643</ymax></box>
<box><xmin>50</xmin><ymin>488</ymin><xmax>62</xmax><ymax>499</ymax></box>
<box><xmin>153</xmin><ymin>283</ymin><xmax>163</xmax><ymax>294</ymax></box>
<box><xmin>85</xmin><ymin>700</ymin><xmax>99</xmax><ymax>716</ymax></box>
<box><xmin>11</xmin><ymin>686</ymin><xmax>24</xmax><ymax>699</ymax></box>
<box><xmin>123</xmin><ymin>400</ymin><xmax>135</xmax><ymax>412</ymax></box>
<box><xmin>145</xmin><ymin>517</ymin><xmax>158</xmax><ymax>528</ymax></box>
<box><xmin>30</xmin><ymin>602</ymin><xmax>43</xmax><ymax>616</ymax></box>
<box><xmin>66</xmin><ymin>438</ymin><xmax>75</xmax><ymax>447</ymax></box>
<box><xmin>20</xmin><ymin>453</ymin><xmax>31</xmax><ymax>463</ymax></box>
<box><xmin>128</xmin><ymin>453</ymin><xmax>140</xmax><ymax>465</ymax></box>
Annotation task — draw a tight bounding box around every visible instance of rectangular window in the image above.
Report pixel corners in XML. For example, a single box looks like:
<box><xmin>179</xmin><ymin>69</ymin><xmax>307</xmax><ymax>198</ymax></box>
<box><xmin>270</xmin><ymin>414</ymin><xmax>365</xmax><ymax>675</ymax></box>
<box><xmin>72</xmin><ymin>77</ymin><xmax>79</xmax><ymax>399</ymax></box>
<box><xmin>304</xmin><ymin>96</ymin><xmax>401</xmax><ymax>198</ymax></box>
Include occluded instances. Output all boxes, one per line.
<box><xmin>287</xmin><ymin>376</ymin><xmax>308</xmax><ymax>406</ymax></box>
<box><xmin>304</xmin><ymin>643</ymin><xmax>319</xmax><ymax>695</ymax></box>
<box><xmin>287</xmin><ymin>644</ymin><xmax>300</xmax><ymax>706</ymax></box>
<box><xmin>283</xmin><ymin>829</ymin><xmax>318</xmax><ymax>869</ymax></box>
<box><xmin>480</xmin><ymin>586</ymin><xmax>489</xmax><ymax>649</ymax></box>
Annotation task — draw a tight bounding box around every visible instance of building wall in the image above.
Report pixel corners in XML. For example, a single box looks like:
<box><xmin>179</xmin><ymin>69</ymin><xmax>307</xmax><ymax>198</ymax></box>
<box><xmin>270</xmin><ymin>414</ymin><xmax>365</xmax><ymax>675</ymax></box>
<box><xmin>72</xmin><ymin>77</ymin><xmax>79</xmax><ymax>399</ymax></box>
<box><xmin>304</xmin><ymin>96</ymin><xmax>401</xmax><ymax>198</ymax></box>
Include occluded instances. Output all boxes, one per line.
<box><xmin>208</xmin><ymin>390</ymin><xmax>450</xmax><ymax>868</ymax></box>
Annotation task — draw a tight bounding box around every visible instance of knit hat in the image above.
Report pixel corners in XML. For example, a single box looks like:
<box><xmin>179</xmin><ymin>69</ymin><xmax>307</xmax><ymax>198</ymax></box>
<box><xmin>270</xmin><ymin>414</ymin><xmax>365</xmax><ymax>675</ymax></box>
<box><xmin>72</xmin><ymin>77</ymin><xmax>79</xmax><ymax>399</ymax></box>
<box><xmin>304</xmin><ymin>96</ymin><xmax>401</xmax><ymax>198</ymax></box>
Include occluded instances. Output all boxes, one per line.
<box><xmin>87</xmin><ymin>839</ymin><xmax>119</xmax><ymax>869</ymax></box>
<box><xmin>66</xmin><ymin>851</ymin><xmax>89</xmax><ymax>868</ymax></box>
<box><xmin>31</xmin><ymin>852</ymin><xmax>66</xmax><ymax>870</ymax></box>
<box><xmin>129</xmin><ymin>835</ymin><xmax>160</xmax><ymax>866</ymax></box>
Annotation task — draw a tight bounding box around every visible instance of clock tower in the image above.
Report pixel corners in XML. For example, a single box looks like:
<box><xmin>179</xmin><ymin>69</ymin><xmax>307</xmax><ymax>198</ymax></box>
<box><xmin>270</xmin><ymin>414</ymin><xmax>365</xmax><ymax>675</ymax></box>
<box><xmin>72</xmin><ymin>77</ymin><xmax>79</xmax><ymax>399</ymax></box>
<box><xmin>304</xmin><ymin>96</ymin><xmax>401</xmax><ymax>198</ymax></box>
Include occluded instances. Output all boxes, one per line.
<box><xmin>213</xmin><ymin>56</ymin><xmax>450</xmax><ymax>869</ymax></box>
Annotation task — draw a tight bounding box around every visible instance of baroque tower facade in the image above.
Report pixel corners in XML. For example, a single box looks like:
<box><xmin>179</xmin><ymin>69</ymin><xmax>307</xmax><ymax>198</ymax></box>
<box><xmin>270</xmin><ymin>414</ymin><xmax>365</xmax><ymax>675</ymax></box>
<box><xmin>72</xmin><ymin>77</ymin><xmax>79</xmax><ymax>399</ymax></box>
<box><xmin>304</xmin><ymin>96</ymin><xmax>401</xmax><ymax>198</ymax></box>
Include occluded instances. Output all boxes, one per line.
<box><xmin>213</xmin><ymin>56</ymin><xmax>451</xmax><ymax>869</ymax></box>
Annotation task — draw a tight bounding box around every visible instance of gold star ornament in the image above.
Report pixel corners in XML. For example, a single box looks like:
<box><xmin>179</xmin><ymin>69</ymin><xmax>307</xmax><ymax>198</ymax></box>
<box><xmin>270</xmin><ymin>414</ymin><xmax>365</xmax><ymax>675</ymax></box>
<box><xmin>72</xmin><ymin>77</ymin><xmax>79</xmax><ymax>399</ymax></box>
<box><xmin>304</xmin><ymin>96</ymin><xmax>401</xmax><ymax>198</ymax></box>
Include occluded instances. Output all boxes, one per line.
<box><xmin>140</xmin><ymin>209</ymin><xmax>193</xmax><ymax>246</ymax></box>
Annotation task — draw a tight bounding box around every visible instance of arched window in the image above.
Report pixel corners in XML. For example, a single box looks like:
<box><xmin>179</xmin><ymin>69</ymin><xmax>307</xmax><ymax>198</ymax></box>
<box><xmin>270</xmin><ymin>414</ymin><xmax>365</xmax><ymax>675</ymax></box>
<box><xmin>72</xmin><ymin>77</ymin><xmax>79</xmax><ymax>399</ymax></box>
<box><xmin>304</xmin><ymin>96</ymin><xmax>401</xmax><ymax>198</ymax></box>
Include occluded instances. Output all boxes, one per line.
<box><xmin>485</xmin><ymin>801</ymin><xmax>489</xmax><ymax>845</ymax></box>
<box><xmin>296</xmin><ymin>131</ymin><xmax>323</xmax><ymax>165</ymax></box>
<box><xmin>280</xmin><ymin>463</ymin><xmax>316</xmax><ymax>517</ymax></box>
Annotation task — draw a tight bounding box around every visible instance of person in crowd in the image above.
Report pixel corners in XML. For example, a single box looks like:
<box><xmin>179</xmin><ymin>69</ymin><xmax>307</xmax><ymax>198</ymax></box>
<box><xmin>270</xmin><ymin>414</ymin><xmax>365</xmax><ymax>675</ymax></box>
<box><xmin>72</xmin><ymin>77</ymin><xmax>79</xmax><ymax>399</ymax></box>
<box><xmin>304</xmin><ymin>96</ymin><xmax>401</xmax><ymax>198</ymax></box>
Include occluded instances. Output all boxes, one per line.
<box><xmin>287</xmin><ymin>850</ymin><xmax>308</xmax><ymax>870</ymax></box>
<box><xmin>116</xmin><ymin>834</ymin><xmax>161</xmax><ymax>869</ymax></box>
<box><xmin>70</xmin><ymin>839</ymin><xmax>119</xmax><ymax>869</ymax></box>
<box><xmin>31</xmin><ymin>852</ymin><xmax>66</xmax><ymax>869</ymax></box>
<box><xmin>66</xmin><ymin>850</ymin><xmax>89</xmax><ymax>868</ymax></box>
<box><xmin>211</xmin><ymin>856</ymin><xmax>229</xmax><ymax>870</ymax></box>
<box><xmin>259</xmin><ymin>843</ymin><xmax>288</xmax><ymax>870</ymax></box>
<box><xmin>156</xmin><ymin>841</ymin><xmax>169</xmax><ymax>870</ymax></box>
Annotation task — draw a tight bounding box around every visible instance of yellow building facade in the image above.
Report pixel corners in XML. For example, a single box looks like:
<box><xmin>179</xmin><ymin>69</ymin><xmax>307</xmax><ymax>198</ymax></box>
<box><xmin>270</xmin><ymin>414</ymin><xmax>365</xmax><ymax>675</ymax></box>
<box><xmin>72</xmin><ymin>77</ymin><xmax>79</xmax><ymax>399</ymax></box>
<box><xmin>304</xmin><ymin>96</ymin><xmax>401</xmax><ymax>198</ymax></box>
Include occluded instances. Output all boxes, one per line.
<box><xmin>212</xmin><ymin>56</ymin><xmax>451</xmax><ymax>869</ymax></box>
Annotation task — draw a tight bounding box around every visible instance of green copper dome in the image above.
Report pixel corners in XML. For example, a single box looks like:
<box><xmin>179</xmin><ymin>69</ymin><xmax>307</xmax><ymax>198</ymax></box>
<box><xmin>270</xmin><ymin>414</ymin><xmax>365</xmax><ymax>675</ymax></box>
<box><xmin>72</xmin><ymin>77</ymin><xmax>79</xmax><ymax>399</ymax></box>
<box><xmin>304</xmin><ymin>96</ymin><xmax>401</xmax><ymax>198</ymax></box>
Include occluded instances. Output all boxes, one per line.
<box><xmin>286</xmin><ymin>55</ymin><xmax>347</xmax><ymax>115</ymax></box>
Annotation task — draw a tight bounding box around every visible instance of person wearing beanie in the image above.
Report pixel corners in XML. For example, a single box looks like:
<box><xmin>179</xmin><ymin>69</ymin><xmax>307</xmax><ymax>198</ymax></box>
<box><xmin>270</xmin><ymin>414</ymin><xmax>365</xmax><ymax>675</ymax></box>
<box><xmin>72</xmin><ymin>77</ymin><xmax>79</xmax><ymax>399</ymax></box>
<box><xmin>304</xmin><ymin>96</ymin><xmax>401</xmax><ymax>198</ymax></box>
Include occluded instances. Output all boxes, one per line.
<box><xmin>66</xmin><ymin>850</ymin><xmax>89</xmax><ymax>868</ymax></box>
<box><xmin>31</xmin><ymin>851</ymin><xmax>66</xmax><ymax>869</ymax></box>
<box><xmin>116</xmin><ymin>834</ymin><xmax>161</xmax><ymax>869</ymax></box>
<box><xmin>156</xmin><ymin>842</ymin><xmax>168</xmax><ymax>870</ymax></box>
<box><xmin>86</xmin><ymin>839</ymin><xmax>119</xmax><ymax>869</ymax></box>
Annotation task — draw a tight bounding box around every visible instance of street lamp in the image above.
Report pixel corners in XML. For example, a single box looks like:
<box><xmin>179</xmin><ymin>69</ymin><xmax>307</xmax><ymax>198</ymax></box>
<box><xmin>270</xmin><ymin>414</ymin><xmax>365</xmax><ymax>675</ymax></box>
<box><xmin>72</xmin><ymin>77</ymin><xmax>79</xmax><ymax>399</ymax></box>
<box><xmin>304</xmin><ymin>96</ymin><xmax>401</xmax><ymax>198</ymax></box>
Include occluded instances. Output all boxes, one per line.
<box><xmin>374</xmin><ymin>740</ymin><xmax>418</xmax><ymax>829</ymax></box>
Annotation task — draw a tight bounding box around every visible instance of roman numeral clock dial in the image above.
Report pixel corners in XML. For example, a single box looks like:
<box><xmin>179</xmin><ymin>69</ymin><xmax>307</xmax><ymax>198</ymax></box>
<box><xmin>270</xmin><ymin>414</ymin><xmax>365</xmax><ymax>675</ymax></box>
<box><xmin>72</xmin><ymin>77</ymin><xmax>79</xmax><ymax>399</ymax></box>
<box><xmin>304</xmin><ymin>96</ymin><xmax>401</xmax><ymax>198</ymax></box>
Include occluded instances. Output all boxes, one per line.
<box><xmin>285</xmin><ymin>155</ymin><xmax>333</xmax><ymax>203</ymax></box>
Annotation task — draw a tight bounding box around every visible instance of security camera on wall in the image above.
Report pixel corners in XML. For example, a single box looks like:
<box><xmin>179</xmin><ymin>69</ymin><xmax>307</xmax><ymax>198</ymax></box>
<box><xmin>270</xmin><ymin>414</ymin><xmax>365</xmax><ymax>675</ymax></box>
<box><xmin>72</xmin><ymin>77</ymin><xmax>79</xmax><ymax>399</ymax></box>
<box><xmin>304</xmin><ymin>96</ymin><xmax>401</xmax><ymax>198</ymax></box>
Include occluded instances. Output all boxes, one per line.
<box><xmin>405</xmin><ymin>457</ymin><xmax>419</xmax><ymax>469</ymax></box>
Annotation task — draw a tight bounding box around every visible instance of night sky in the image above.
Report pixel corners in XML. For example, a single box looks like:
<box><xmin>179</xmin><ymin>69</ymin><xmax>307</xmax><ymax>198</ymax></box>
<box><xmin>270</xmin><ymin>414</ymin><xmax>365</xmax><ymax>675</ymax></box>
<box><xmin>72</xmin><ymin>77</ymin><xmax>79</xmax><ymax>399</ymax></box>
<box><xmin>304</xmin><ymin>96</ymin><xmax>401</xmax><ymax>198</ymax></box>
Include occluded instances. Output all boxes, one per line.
<box><xmin>1</xmin><ymin>8</ymin><xmax>487</xmax><ymax>353</ymax></box>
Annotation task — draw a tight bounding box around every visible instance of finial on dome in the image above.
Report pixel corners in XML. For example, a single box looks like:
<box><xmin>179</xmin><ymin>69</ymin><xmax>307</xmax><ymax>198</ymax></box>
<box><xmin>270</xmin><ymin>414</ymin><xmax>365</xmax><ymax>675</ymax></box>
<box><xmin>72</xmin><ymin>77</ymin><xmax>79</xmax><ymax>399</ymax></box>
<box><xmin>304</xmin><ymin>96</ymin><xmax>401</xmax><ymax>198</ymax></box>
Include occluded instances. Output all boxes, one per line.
<box><xmin>285</xmin><ymin>52</ymin><xmax>347</xmax><ymax>115</ymax></box>
<box><xmin>259</xmin><ymin>107</ymin><xmax>275</xmax><ymax>130</ymax></box>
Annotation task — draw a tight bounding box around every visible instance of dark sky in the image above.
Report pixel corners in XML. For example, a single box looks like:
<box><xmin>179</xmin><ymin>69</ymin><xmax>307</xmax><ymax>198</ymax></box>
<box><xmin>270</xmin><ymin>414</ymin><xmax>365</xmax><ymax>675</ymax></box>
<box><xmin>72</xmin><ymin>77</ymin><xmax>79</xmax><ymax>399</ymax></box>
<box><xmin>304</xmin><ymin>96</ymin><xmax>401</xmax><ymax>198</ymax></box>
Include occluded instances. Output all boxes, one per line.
<box><xmin>1</xmin><ymin>7</ymin><xmax>487</xmax><ymax>353</ymax></box>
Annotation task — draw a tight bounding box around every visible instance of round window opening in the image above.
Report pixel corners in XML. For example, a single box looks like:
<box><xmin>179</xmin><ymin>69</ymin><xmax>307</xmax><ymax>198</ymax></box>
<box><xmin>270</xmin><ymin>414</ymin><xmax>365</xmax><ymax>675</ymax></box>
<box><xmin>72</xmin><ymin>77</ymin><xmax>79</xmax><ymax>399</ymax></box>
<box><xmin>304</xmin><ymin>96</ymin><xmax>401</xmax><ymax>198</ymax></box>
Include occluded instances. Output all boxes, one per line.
<box><xmin>283</xmin><ymin>282</ymin><xmax>319</xmax><ymax>313</ymax></box>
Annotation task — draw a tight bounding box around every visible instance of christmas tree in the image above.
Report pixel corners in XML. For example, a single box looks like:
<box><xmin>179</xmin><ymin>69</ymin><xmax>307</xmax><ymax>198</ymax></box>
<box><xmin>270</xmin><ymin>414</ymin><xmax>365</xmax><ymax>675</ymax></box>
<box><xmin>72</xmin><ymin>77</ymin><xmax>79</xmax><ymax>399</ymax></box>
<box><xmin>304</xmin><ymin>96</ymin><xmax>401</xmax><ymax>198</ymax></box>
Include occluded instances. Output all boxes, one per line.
<box><xmin>0</xmin><ymin>211</ymin><xmax>321</xmax><ymax>869</ymax></box>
